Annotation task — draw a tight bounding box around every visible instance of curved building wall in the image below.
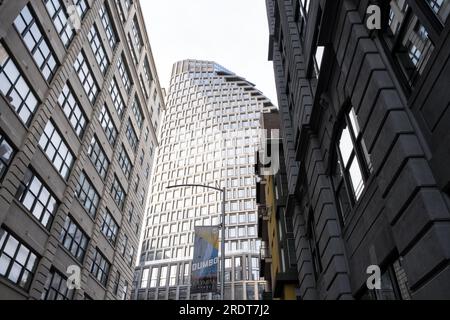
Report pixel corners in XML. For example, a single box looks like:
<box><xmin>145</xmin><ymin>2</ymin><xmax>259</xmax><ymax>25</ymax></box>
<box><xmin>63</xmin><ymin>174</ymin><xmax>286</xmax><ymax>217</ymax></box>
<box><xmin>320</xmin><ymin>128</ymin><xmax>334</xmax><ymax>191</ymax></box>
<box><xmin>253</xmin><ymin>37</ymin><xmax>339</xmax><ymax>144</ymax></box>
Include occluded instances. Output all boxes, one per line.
<box><xmin>133</xmin><ymin>59</ymin><xmax>276</xmax><ymax>300</ymax></box>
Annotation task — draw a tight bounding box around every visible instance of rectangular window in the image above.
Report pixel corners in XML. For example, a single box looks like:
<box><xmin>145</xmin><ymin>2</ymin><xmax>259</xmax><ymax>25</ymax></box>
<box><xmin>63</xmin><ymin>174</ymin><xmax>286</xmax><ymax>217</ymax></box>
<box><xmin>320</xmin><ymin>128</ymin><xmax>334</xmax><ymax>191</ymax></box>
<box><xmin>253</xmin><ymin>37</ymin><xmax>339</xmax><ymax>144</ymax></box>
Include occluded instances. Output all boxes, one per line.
<box><xmin>43</xmin><ymin>0</ymin><xmax>74</xmax><ymax>48</ymax></box>
<box><xmin>41</xmin><ymin>268</ymin><xmax>74</xmax><ymax>300</ymax></box>
<box><xmin>141</xmin><ymin>268</ymin><xmax>149</xmax><ymax>288</ymax></box>
<box><xmin>0</xmin><ymin>43</ymin><xmax>38</xmax><ymax>126</ymax></box>
<box><xmin>113</xmin><ymin>272</ymin><xmax>120</xmax><ymax>295</ymax></box>
<box><xmin>0</xmin><ymin>132</ymin><xmax>15</xmax><ymax>180</ymax></box>
<box><xmin>99</xmin><ymin>5</ymin><xmax>117</xmax><ymax>49</ymax></box>
<box><xmin>132</xmin><ymin>96</ymin><xmax>144</xmax><ymax>128</ymax></box>
<box><xmin>0</xmin><ymin>228</ymin><xmax>38</xmax><ymax>290</ymax></box>
<box><xmin>59</xmin><ymin>215</ymin><xmax>89</xmax><ymax>262</ymax></box>
<box><xmin>121</xmin><ymin>281</ymin><xmax>128</xmax><ymax>300</ymax></box>
<box><xmin>58</xmin><ymin>83</ymin><xmax>87</xmax><ymax>138</ymax></box>
<box><xmin>159</xmin><ymin>266</ymin><xmax>168</xmax><ymax>287</ymax></box>
<box><xmin>76</xmin><ymin>172</ymin><xmax>100</xmax><ymax>218</ymax></box>
<box><xmin>88</xmin><ymin>136</ymin><xmax>109</xmax><ymax>179</ymax></box>
<box><xmin>426</xmin><ymin>0</ymin><xmax>450</xmax><ymax>24</ymax></box>
<box><xmin>109</xmin><ymin>78</ymin><xmax>125</xmax><ymax>118</ymax></box>
<box><xmin>132</xmin><ymin>17</ymin><xmax>143</xmax><ymax>52</ymax></box>
<box><xmin>98</xmin><ymin>105</ymin><xmax>117</xmax><ymax>145</ymax></box>
<box><xmin>333</xmin><ymin>108</ymin><xmax>373</xmax><ymax>224</ymax></box>
<box><xmin>16</xmin><ymin>168</ymin><xmax>58</xmax><ymax>230</ymax></box>
<box><xmin>385</xmin><ymin>1</ymin><xmax>436</xmax><ymax>87</ymax></box>
<box><xmin>114</xmin><ymin>0</ymin><xmax>126</xmax><ymax>23</ymax></box>
<box><xmin>38</xmin><ymin>121</ymin><xmax>74</xmax><ymax>180</ymax></box>
<box><xmin>73</xmin><ymin>51</ymin><xmax>98</xmax><ymax>104</ymax></box>
<box><xmin>144</xmin><ymin>58</ymin><xmax>153</xmax><ymax>84</ymax></box>
<box><xmin>101</xmin><ymin>210</ymin><xmax>119</xmax><ymax>245</ymax></box>
<box><xmin>73</xmin><ymin>0</ymin><xmax>88</xmax><ymax>18</ymax></box>
<box><xmin>126</xmin><ymin>119</ymin><xmax>138</xmax><ymax>152</ymax></box>
<box><xmin>121</xmin><ymin>234</ymin><xmax>128</xmax><ymax>256</ymax></box>
<box><xmin>126</xmin><ymin>33</ymin><xmax>138</xmax><ymax>65</ymax></box>
<box><xmin>14</xmin><ymin>5</ymin><xmax>58</xmax><ymax>81</ymax></box>
<box><xmin>127</xmin><ymin>245</ymin><xmax>134</xmax><ymax>266</ymax></box>
<box><xmin>118</xmin><ymin>145</ymin><xmax>133</xmax><ymax>179</ymax></box>
<box><xmin>139</xmin><ymin>74</ymin><xmax>149</xmax><ymax>99</ymax></box>
<box><xmin>111</xmin><ymin>176</ymin><xmax>126</xmax><ymax>210</ymax></box>
<box><xmin>117</xmin><ymin>54</ymin><xmax>131</xmax><ymax>93</ymax></box>
<box><xmin>88</xmin><ymin>24</ymin><xmax>109</xmax><ymax>74</ymax></box>
<box><xmin>91</xmin><ymin>249</ymin><xmax>110</xmax><ymax>286</ymax></box>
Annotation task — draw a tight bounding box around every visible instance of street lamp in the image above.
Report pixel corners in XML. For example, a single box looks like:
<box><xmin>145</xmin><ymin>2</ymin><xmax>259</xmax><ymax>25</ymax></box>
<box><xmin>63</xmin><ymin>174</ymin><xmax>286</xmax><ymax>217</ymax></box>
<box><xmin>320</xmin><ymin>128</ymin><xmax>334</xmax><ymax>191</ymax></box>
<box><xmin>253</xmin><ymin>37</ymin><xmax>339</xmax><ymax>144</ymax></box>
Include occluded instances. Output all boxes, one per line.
<box><xmin>166</xmin><ymin>184</ymin><xmax>226</xmax><ymax>300</ymax></box>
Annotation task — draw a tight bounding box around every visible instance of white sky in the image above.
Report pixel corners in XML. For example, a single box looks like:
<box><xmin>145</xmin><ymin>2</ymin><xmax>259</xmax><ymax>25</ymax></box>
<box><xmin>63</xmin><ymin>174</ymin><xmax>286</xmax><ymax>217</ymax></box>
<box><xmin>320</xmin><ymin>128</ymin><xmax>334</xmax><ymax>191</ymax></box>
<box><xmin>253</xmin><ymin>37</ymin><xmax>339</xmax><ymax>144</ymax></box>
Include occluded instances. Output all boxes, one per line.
<box><xmin>139</xmin><ymin>0</ymin><xmax>278</xmax><ymax>105</ymax></box>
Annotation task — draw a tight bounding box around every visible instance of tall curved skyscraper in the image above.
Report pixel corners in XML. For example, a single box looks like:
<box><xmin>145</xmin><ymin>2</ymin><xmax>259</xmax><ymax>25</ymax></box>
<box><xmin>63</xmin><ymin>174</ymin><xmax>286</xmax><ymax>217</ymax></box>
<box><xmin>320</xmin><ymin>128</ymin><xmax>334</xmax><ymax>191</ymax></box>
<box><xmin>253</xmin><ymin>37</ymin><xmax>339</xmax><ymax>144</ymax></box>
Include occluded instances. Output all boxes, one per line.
<box><xmin>133</xmin><ymin>60</ymin><xmax>276</xmax><ymax>300</ymax></box>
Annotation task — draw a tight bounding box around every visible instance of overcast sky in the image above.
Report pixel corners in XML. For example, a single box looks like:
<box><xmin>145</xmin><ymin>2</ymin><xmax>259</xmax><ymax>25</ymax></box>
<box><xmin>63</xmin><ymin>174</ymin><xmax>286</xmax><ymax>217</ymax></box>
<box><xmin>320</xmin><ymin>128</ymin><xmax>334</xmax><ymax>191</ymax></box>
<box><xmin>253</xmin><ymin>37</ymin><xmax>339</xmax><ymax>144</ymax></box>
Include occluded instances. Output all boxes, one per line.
<box><xmin>139</xmin><ymin>0</ymin><xmax>278</xmax><ymax>105</ymax></box>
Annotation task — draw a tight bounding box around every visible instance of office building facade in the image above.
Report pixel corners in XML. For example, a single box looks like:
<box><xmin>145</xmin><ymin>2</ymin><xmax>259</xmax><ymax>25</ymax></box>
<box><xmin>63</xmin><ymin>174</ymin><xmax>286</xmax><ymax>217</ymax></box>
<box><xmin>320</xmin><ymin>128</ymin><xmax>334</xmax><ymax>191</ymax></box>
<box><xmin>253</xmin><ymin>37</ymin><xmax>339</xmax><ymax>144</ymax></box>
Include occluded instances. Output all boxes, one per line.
<box><xmin>266</xmin><ymin>0</ymin><xmax>450</xmax><ymax>299</ymax></box>
<box><xmin>133</xmin><ymin>59</ymin><xmax>275</xmax><ymax>300</ymax></box>
<box><xmin>0</xmin><ymin>0</ymin><xmax>164</xmax><ymax>299</ymax></box>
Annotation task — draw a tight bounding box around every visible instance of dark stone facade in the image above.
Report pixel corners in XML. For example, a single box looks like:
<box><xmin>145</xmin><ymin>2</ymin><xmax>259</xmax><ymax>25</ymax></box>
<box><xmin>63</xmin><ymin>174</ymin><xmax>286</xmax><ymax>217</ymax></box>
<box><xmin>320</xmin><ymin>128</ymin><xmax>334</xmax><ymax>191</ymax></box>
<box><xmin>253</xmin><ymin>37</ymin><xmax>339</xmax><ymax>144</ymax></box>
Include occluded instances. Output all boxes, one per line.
<box><xmin>266</xmin><ymin>0</ymin><xmax>450</xmax><ymax>299</ymax></box>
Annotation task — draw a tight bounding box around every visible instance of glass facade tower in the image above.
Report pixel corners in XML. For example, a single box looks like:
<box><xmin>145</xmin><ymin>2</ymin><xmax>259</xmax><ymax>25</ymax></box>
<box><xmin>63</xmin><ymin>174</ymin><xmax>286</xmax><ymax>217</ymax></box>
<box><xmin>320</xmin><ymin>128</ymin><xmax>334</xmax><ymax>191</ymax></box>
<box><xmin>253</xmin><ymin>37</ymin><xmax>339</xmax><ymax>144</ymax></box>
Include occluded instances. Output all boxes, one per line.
<box><xmin>133</xmin><ymin>59</ymin><xmax>276</xmax><ymax>300</ymax></box>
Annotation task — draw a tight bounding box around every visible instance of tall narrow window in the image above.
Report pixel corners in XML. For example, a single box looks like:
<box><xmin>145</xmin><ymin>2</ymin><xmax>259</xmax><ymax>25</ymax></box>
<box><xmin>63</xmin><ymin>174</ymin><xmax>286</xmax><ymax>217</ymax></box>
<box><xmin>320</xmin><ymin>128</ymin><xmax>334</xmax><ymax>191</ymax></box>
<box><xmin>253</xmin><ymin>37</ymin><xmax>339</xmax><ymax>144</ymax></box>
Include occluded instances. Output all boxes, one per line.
<box><xmin>91</xmin><ymin>249</ymin><xmax>110</xmax><ymax>286</ymax></box>
<box><xmin>126</xmin><ymin>119</ymin><xmax>138</xmax><ymax>152</ymax></box>
<box><xmin>88</xmin><ymin>24</ymin><xmax>109</xmax><ymax>74</ymax></box>
<box><xmin>132</xmin><ymin>96</ymin><xmax>144</xmax><ymax>129</ymax></box>
<box><xmin>0</xmin><ymin>228</ymin><xmax>38</xmax><ymax>290</ymax></box>
<box><xmin>76</xmin><ymin>172</ymin><xmax>100</xmax><ymax>218</ymax></box>
<box><xmin>58</xmin><ymin>83</ymin><xmax>87</xmax><ymax>138</ymax></box>
<box><xmin>109</xmin><ymin>78</ymin><xmax>125</xmax><ymax>118</ymax></box>
<box><xmin>100</xmin><ymin>210</ymin><xmax>119</xmax><ymax>245</ymax></box>
<box><xmin>59</xmin><ymin>215</ymin><xmax>89</xmax><ymax>262</ymax></box>
<box><xmin>126</xmin><ymin>34</ymin><xmax>138</xmax><ymax>65</ymax></box>
<box><xmin>14</xmin><ymin>5</ymin><xmax>58</xmax><ymax>81</ymax></box>
<box><xmin>117</xmin><ymin>54</ymin><xmax>131</xmax><ymax>94</ymax></box>
<box><xmin>43</xmin><ymin>0</ymin><xmax>74</xmax><ymax>48</ymax></box>
<box><xmin>114</xmin><ymin>0</ymin><xmax>126</xmax><ymax>23</ymax></box>
<box><xmin>73</xmin><ymin>51</ymin><xmax>98</xmax><ymax>104</ymax></box>
<box><xmin>39</xmin><ymin>121</ymin><xmax>74</xmax><ymax>180</ymax></box>
<box><xmin>332</xmin><ymin>108</ymin><xmax>373</xmax><ymax>224</ymax></box>
<box><xmin>118</xmin><ymin>145</ymin><xmax>133</xmax><ymax>179</ymax></box>
<box><xmin>99</xmin><ymin>4</ymin><xmax>117</xmax><ymax>49</ymax></box>
<box><xmin>112</xmin><ymin>176</ymin><xmax>126</xmax><ymax>210</ymax></box>
<box><xmin>132</xmin><ymin>17</ymin><xmax>143</xmax><ymax>52</ymax></box>
<box><xmin>144</xmin><ymin>58</ymin><xmax>153</xmax><ymax>86</ymax></box>
<box><xmin>88</xmin><ymin>136</ymin><xmax>109</xmax><ymax>179</ymax></box>
<box><xmin>98</xmin><ymin>105</ymin><xmax>117</xmax><ymax>146</ymax></box>
<box><xmin>0</xmin><ymin>43</ymin><xmax>38</xmax><ymax>126</ymax></box>
<box><xmin>16</xmin><ymin>168</ymin><xmax>58</xmax><ymax>229</ymax></box>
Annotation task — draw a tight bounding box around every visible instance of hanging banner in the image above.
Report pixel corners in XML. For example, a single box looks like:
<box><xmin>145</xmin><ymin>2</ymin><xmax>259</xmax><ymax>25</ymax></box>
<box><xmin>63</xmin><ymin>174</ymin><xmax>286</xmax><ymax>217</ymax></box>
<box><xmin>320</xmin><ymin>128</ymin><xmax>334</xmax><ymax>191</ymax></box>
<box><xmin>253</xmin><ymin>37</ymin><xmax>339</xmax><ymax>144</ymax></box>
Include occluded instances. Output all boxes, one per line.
<box><xmin>190</xmin><ymin>226</ymin><xmax>219</xmax><ymax>294</ymax></box>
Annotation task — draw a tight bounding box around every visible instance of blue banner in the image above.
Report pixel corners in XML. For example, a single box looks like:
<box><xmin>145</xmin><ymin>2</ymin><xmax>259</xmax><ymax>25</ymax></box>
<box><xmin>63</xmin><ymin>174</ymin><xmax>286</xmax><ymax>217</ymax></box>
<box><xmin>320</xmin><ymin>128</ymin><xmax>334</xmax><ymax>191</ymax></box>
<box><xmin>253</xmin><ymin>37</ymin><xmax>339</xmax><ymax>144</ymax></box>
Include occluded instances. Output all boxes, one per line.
<box><xmin>190</xmin><ymin>226</ymin><xmax>219</xmax><ymax>294</ymax></box>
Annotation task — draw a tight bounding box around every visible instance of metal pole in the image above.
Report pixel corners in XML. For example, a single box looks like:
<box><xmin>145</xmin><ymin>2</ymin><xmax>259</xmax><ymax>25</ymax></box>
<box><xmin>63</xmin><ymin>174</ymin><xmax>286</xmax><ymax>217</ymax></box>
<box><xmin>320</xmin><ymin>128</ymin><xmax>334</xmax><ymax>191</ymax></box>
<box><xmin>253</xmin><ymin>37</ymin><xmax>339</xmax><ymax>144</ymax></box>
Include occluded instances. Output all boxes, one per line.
<box><xmin>221</xmin><ymin>188</ymin><xmax>226</xmax><ymax>300</ymax></box>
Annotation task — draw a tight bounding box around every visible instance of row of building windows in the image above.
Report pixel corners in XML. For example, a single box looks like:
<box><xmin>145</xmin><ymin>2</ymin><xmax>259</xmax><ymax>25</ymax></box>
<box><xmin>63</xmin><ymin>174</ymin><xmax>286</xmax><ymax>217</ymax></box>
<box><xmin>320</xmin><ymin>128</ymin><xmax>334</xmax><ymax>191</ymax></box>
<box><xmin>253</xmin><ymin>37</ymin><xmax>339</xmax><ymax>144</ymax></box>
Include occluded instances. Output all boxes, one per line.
<box><xmin>138</xmin><ymin>255</ymin><xmax>260</xmax><ymax>290</ymax></box>
<box><xmin>136</xmin><ymin>282</ymin><xmax>265</xmax><ymax>301</ymax></box>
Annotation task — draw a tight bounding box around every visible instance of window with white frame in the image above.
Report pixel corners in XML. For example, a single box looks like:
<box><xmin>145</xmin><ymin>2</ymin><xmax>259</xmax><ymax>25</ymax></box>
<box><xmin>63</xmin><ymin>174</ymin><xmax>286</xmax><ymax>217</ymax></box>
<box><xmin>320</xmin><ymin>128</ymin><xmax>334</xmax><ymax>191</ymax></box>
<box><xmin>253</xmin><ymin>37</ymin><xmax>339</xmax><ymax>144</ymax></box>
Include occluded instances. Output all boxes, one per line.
<box><xmin>38</xmin><ymin>121</ymin><xmax>74</xmax><ymax>180</ymax></box>
<box><xmin>43</xmin><ymin>0</ymin><xmax>74</xmax><ymax>48</ymax></box>
<box><xmin>88</xmin><ymin>24</ymin><xmax>109</xmax><ymax>74</ymax></box>
<box><xmin>14</xmin><ymin>5</ymin><xmax>58</xmax><ymax>81</ymax></box>
<box><xmin>0</xmin><ymin>43</ymin><xmax>38</xmax><ymax>126</ymax></box>
<box><xmin>58</xmin><ymin>83</ymin><xmax>87</xmax><ymax>138</ymax></box>
<box><xmin>16</xmin><ymin>168</ymin><xmax>58</xmax><ymax>229</ymax></box>
<box><xmin>73</xmin><ymin>51</ymin><xmax>98</xmax><ymax>104</ymax></box>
